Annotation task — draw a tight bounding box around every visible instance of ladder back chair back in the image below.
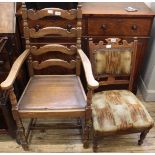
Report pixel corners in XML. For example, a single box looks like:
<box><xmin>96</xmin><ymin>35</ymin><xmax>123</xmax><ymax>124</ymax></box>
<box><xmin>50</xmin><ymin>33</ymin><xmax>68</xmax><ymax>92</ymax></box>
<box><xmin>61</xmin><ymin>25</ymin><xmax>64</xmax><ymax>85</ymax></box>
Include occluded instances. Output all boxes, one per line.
<box><xmin>22</xmin><ymin>3</ymin><xmax>82</xmax><ymax>76</ymax></box>
<box><xmin>0</xmin><ymin>3</ymin><xmax>99</xmax><ymax>150</ymax></box>
<box><xmin>88</xmin><ymin>38</ymin><xmax>154</xmax><ymax>152</ymax></box>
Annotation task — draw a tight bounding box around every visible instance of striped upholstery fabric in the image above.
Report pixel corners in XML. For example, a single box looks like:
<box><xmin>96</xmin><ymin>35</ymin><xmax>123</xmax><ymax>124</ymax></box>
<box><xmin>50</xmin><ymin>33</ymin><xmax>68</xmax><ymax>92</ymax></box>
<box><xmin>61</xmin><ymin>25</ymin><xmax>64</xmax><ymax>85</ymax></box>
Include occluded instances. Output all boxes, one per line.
<box><xmin>95</xmin><ymin>49</ymin><xmax>132</xmax><ymax>75</ymax></box>
<box><xmin>92</xmin><ymin>90</ymin><xmax>154</xmax><ymax>132</ymax></box>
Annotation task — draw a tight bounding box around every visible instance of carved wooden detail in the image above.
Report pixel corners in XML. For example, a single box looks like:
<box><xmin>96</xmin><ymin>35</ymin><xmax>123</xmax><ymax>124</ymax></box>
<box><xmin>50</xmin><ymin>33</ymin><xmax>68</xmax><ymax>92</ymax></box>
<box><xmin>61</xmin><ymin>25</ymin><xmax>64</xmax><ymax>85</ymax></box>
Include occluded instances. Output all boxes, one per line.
<box><xmin>22</xmin><ymin>3</ymin><xmax>33</xmax><ymax>77</ymax></box>
<box><xmin>29</xmin><ymin>27</ymin><xmax>77</xmax><ymax>38</ymax></box>
<box><xmin>32</xmin><ymin>59</ymin><xmax>76</xmax><ymax>70</ymax></box>
<box><xmin>27</xmin><ymin>8</ymin><xmax>77</xmax><ymax>20</ymax></box>
<box><xmin>9</xmin><ymin>88</ymin><xmax>18</xmax><ymax>117</ymax></box>
<box><xmin>31</xmin><ymin>44</ymin><xmax>77</xmax><ymax>55</ymax></box>
<box><xmin>77</xmin><ymin>5</ymin><xmax>82</xmax><ymax>39</ymax></box>
<box><xmin>89</xmin><ymin>38</ymin><xmax>134</xmax><ymax>51</ymax></box>
<box><xmin>8</xmin><ymin>87</ymin><xmax>28</xmax><ymax>150</ymax></box>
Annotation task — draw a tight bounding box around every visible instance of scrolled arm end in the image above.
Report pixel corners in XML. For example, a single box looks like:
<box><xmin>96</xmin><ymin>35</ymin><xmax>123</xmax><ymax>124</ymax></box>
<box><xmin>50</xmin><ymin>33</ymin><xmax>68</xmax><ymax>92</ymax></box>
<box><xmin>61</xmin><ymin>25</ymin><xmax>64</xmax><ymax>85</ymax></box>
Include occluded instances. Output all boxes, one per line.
<box><xmin>0</xmin><ymin>49</ymin><xmax>30</xmax><ymax>90</ymax></box>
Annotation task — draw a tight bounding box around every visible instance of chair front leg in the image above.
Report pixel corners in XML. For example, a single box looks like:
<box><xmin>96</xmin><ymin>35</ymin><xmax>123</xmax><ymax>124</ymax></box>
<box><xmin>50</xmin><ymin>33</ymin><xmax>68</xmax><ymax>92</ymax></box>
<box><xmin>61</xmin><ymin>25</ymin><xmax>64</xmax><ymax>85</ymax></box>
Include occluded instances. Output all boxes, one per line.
<box><xmin>16</xmin><ymin>117</ymin><xmax>29</xmax><ymax>151</ymax></box>
<box><xmin>83</xmin><ymin>88</ymin><xmax>93</xmax><ymax>148</ymax></box>
<box><xmin>83</xmin><ymin>108</ymin><xmax>92</xmax><ymax>148</ymax></box>
<box><xmin>9</xmin><ymin>87</ymin><xmax>29</xmax><ymax>151</ymax></box>
<box><xmin>93</xmin><ymin>131</ymin><xmax>98</xmax><ymax>152</ymax></box>
<box><xmin>138</xmin><ymin>127</ymin><xmax>151</xmax><ymax>145</ymax></box>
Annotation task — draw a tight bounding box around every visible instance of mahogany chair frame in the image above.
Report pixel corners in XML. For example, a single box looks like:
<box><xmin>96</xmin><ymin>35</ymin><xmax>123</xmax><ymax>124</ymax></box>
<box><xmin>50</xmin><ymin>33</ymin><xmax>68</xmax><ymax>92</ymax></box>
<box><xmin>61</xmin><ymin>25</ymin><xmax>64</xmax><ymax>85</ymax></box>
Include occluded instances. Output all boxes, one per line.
<box><xmin>89</xmin><ymin>38</ymin><xmax>153</xmax><ymax>152</ymax></box>
<box><xmin>0</xmin><ymin>3</ymin><xmax>99</xmax><ymax>150</ymax></box>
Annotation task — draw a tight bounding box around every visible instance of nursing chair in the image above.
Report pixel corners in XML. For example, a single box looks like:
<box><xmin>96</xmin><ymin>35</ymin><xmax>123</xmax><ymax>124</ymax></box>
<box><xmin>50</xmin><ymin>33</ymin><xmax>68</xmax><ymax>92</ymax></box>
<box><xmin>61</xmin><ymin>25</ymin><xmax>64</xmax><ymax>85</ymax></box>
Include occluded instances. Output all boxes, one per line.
<box><xmin>0</xmin><ymin>3</ymin><xmax>99</xmax><ymax>150</ymax></box>
<box><xmin>89</xmin><ymin>38</ymin><xmax>154</xmax><ymax>152</ymax></box>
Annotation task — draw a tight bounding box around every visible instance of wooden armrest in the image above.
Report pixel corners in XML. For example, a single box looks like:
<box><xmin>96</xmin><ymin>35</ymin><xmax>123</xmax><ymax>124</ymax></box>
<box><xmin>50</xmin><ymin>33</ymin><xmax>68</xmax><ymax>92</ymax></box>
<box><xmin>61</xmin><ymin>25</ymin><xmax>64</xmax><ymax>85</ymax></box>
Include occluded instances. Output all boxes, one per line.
<box><xmin>77</xmin><ymin>49</ymin><xmax>99</xmax><ymax>89</ymax></box>
<box><xmin>1</xmin><ymin>49</ymin><xmax>30</xmax><ymax>90</ymax></box>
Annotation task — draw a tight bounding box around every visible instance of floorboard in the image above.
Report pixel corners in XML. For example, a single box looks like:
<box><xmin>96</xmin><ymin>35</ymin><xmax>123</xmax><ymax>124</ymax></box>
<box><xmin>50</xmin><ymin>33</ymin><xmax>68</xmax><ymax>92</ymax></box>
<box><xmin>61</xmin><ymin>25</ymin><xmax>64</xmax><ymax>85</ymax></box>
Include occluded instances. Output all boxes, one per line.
<box><xmin>0</xmin><ymin>92</ymin><xmax>155</xmax><ymax>152</ymax></box>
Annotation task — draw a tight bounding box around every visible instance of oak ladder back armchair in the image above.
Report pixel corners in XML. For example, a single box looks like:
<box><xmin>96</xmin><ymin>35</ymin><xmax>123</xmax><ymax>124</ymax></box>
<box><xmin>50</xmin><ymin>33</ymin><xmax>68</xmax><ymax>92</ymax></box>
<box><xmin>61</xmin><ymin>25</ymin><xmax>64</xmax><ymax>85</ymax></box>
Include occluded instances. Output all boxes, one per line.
<box><xmin>0</xmin><ymin>3</ymin><xmax>99</xmax><ymax>150</ymax></box>
<box><xmin>88</xmin><ymin>38</ymin><xmax>154</xmax><ymax>152</ymax></box>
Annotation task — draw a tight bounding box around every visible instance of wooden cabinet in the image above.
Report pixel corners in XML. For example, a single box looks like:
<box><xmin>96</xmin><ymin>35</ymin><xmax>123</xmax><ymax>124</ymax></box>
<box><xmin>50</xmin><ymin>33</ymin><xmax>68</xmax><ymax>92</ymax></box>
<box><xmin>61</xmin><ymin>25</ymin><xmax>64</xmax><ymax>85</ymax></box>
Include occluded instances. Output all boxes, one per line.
<box><xmin>82</xmin><ymin>2</ymin><xmax>155</xmax><ymax>93</ymax></box>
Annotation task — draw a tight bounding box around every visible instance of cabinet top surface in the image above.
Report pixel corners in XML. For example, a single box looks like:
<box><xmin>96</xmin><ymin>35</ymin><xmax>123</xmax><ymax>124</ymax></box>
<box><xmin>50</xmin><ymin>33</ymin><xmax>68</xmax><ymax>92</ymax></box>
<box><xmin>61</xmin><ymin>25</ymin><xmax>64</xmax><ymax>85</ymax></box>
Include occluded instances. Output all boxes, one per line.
<box><xmin>0</xmin><ymin>3</ymin><xmax>16</xmax><ymax>34</ymax></box>
<box><xmin>82</xmin><ymin>2</ymin><xmax>155</xmax><ymax>17</ymax></box>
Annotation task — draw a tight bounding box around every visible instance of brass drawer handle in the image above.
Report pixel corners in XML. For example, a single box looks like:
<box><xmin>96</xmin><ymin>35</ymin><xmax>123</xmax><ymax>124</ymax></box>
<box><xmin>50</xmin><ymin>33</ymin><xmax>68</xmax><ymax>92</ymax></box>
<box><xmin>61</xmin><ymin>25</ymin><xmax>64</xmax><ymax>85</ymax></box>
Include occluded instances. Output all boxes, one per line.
<box><xmin>66</xmin><ymin>24</ymin><xmax>72</xmax><ymax>32</ymax></box>
<box><xmin>131</xmin><ymin>24</ymin><xmax>138</xmax><ymax>31</ymax></box>
<box><xmin>0</xmin><ymin>61</ymin><xmax>4</xmax><ymax>66</ymax></box>
<box><xmin>101</xmin><ymin>24</ymin><xmax>107</xmax><ymax>30</ymax></box>
<box><xmin>34</xmin><ymin>24</ymin><xmax>41</xmax><ymax>32</ymax></box>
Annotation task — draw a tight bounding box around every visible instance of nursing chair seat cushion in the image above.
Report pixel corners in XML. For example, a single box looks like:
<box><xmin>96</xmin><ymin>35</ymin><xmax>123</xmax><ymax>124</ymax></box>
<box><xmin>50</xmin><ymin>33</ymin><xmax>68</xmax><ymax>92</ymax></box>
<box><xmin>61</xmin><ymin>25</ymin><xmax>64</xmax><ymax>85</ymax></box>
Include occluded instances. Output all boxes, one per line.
<box><xmin>92</xmin><ymin>90</ymin><xmax>154</xmax><ymax>132</ymax></box>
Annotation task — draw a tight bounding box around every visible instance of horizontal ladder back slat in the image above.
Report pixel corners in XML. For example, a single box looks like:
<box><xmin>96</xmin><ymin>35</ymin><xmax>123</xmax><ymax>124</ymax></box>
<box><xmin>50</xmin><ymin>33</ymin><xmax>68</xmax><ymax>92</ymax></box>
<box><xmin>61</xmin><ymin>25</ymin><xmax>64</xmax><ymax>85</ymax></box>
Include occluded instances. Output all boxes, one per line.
<box><xmin>27</xmin><ymin>8</ymin><xmax>77</xmax><ymax>20</ymax></box>
<box><xmin>99</xmin><ymin>80</ymin><xmax>129</xmax><ymax>86</ymax></box>
<box><xmin>32</xmin><ymin>59</ymin><xmax>76</xmax><ymax>70</ymax></box>
<box><xmin>29</xmin><ymin>27</ymin><xmax>77</xmax><ymax>38</ymax></box>
<box><xmin>31</xmin><ymin>44</ymin><xmax>77</xmax><ymax>55</ymax></box>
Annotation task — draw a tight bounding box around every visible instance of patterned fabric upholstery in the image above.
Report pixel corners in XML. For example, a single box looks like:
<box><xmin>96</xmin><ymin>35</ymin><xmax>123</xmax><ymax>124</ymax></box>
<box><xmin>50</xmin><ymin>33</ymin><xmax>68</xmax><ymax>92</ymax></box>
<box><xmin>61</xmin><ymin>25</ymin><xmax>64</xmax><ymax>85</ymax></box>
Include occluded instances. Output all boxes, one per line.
<box><xmin>92</xmin><ymin>90</ymin><xmax>154</xmax><ymax>132</ymax></box>
<box><xmin>95</xmin><ymin>48</ymin><xmax>132</xmax><ymax>75</ymax></box>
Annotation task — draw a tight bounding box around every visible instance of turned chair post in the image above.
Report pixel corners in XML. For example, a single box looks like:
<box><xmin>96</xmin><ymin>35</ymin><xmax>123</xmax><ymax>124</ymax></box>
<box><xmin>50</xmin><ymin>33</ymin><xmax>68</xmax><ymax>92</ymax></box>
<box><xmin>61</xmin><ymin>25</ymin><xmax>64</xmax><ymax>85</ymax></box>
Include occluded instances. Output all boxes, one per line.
<box><xmin>22</xmin><ymin>2</ymin><xmax>33</xmax><ymax>77</ymax></box>
<box><xmin>9</xmin><ymin>87</ymin><xmax>28</xmax><ymax>150</ymax></box>
<box><xmin>83</xmin><ymin>88</ymin><xmax>93</xmax><ymax>148</ymax></box>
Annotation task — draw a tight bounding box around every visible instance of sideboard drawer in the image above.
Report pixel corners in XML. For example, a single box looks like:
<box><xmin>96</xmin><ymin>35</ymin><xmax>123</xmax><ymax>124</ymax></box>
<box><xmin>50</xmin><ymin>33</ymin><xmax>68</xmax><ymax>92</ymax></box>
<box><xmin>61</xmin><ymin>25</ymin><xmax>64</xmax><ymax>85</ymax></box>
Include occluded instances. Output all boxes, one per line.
<box><xmin>88</xmin><ymin>17</ymin><xmax>152</xmax><ymax>36</ymax></box>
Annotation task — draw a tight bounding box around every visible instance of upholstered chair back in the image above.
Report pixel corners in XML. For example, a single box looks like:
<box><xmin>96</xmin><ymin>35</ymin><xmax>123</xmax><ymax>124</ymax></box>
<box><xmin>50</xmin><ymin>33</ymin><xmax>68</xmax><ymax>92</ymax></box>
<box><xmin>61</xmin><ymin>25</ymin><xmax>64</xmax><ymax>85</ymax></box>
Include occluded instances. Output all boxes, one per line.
<box><xmin>89</xmin><ymin>38</ymin><xmax>137</xmax><ymax>91</ymax></box>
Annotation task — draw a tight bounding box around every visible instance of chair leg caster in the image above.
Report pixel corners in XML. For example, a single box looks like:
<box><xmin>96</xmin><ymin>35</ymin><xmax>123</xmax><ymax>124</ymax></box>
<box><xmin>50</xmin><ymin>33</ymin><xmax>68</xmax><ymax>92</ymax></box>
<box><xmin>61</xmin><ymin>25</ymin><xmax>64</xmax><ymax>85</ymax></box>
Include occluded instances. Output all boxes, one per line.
<box><xmin>93</xmin><ymin>132</ymin><xmax>98</xmax><ymax>152</ymax></box>
<box><xmin>93</xmin><ymin>146</ymin><xmax>97</xmax><ymax>152</ymax></box>
<box><xmin>83</xmin><ymin>124</ymin><xmax>90</xmax><ymax>149</ymax></box>
<box><xmin>138</xmin><ymin>140</ymin><xmax>143</xmax><ymax>145</ymax></box>
<box><xmin>83</xmin><ymin>141</ymin><xmax>89</xmax><ymax>148</ymax></box>
<box><xmin>16</xmin><ymin>137</ymin><xmax>21</xmax><ymax>145</ymax></box>
<box><xmin>138</xmin><ymin>128</ymin><xmax>150</xmax><ymax>146</ymax></box>
<box><xmin>22</xmin><ymin>144</ymin><xmax>29</xmax><ymax>151</ymax></box>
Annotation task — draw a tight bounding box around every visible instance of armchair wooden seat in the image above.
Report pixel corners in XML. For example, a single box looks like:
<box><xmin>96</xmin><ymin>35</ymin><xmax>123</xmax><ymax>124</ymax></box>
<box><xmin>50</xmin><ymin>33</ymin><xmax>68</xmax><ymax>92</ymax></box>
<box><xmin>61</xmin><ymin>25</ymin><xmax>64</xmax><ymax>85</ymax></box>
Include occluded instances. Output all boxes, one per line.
<box><xmin>88</xmin><ymin>38</ymin><xmax>154</xmax><ymax>152</ymax></box>
<box><xmin>18</xmin><ymin>75</ymin><xmax>86</xmax><ymax>114</ymax></box>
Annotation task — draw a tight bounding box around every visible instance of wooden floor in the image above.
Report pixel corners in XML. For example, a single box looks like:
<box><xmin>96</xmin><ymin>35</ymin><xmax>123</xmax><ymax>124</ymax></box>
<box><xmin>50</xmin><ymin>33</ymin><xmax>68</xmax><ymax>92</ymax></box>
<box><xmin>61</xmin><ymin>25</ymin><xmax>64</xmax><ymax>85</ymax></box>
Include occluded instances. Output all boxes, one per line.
<box><xmin>0</xmin><ymin>92</ymin><xmax>155</xmax><ymax>152</ymax></box>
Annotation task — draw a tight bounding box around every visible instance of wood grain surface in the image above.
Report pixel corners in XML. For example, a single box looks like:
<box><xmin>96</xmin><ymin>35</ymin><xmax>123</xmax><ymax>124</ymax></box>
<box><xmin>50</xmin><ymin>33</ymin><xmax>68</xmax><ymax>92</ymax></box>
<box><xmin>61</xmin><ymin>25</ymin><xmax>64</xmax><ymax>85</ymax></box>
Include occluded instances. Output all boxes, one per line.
<box><xmin>82</xmin><ymin>2</ymin><xmax>155</xmax><ymax>16</ymax></box>
<box><xmin>0</xmin><ymin>93</ymin><xmax>154</xmax><ymax>152</ymax></box>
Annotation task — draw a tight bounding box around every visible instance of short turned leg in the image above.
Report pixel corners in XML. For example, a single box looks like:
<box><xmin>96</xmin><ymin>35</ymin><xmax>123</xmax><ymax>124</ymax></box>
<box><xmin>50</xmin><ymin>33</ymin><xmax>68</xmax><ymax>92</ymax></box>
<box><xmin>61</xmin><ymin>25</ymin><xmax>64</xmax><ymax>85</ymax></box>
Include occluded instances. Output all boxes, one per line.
<box><xmin>138</xmin><ymin>128</ymin><xmax>150</xmax><ymax>145</ymax></box>
<box><xmin>77</xmin><ymin>118</ymin><xmax>81</xmax><ymax>126</ymax></box>
<box><xmin>93</xmin><ymin>132</ymin><xmax>98</xmax><ymax>152</ymax></box>
<box><xmin>83</xmin><ymin>125</ymin><xmax>89</xmax><ymax>148</ymax></box>
<box><xmin>8</xmin><ymin>88</ymin><xmax>29</xmax><ymax>151</ymax></box>
<box><xmin>16</xmin><ymin>119</ymin><xmax>29</xmax><ymax>151</ymax></box>
<box><xmin>83</xmin><ymin>119</ymin><xmax>92</xmax><ymax>148</ymax></box>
